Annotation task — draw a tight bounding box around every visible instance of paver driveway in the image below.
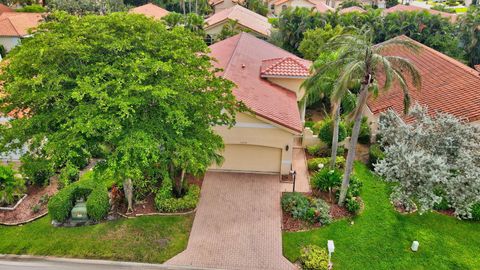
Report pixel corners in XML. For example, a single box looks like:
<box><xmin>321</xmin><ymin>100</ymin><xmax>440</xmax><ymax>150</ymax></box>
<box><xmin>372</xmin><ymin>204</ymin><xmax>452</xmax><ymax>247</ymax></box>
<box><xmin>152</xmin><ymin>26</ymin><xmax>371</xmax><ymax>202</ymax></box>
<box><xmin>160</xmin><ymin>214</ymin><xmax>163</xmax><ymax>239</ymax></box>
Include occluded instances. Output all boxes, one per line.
<box><xmin>166</xmin><ymin>172</ymin><xmax>296</xmax><ymax>270</ymax></box>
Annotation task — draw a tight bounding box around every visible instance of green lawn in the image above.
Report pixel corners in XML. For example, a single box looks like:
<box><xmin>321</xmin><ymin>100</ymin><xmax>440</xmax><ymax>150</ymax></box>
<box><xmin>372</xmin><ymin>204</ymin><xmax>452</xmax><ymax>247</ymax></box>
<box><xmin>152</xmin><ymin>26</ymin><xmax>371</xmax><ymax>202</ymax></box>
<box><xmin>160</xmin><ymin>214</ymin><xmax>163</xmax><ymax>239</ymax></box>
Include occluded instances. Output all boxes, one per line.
<box><xmin>283</xmin><ymin>163</ymin><xmax>480</xmax><ymax>269</ymax></box>
<box><xmin>0</xmin><ymin>215</ymin><xmax>193</xmax><ymax>263</ymax></box>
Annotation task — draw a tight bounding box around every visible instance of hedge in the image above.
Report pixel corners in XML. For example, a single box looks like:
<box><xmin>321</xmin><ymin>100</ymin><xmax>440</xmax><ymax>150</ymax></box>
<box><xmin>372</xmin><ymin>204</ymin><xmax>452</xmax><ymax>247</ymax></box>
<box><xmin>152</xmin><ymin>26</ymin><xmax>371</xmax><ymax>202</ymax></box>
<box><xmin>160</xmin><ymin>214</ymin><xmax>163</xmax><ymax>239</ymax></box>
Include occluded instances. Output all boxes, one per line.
<box><xmin>368</xmin><ymin>144</ymin><xmax>385</xmax><ymax>168</ymax></box>
<box><xmin>48</xmin><ymin>185</ymin><xmax>76</xmax><ymax>222</ymax></box>
<box><xmin>314</xmin><ymin>119</ymin><xmax>348</xmax><ymax>146</ymax></box>
<box><xmin>86</xmin><ymin>187</ymin><xmax>110</xmax><ymax>221</ymax></box>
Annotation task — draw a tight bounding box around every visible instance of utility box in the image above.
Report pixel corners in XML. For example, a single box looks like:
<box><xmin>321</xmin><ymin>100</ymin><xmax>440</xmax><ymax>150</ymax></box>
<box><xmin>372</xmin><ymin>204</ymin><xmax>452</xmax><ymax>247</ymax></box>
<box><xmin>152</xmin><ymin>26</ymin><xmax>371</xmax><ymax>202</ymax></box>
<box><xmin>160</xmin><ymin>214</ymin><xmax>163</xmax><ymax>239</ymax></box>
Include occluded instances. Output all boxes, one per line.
<box><xmin>71</xmin><ymin>199</ymin><xmax>88</xmax><ymax>222</ymax></box>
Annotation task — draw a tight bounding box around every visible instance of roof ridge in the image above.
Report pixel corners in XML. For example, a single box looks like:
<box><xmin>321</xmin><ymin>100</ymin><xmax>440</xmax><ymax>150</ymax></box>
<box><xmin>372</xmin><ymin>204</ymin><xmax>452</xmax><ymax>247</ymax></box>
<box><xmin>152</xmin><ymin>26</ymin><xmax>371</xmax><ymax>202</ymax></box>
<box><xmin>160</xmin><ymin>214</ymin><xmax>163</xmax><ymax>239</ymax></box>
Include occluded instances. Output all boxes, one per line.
<box><xmin>395</xmin><ymin>35</ymin><xmax>480</xmax><ymax>78</ymax></box>
<box><xmin>222</xmin><ymin>33</ymin><xmax>244</xmax><ymax>77</ymax></box>
<box><xmin>1</xmin><ymin>16</ymin><xmax>20</xmax><ymax>36</ymax></box>
<box><xmin>262</xmin><ymin>57</ymin><xmax>287</xmax><ymax>74</ymax></box>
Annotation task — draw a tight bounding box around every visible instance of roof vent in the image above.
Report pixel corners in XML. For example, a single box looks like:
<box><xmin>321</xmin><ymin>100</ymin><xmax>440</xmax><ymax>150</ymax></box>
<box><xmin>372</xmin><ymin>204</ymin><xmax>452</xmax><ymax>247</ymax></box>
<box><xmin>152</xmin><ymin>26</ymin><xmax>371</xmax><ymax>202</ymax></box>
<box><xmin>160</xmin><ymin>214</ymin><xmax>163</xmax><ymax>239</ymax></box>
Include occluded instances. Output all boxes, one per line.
<box><xmin>241</xmin><ymin>64</ymin><xmax>246</xmax><ymax>69</ymax></box>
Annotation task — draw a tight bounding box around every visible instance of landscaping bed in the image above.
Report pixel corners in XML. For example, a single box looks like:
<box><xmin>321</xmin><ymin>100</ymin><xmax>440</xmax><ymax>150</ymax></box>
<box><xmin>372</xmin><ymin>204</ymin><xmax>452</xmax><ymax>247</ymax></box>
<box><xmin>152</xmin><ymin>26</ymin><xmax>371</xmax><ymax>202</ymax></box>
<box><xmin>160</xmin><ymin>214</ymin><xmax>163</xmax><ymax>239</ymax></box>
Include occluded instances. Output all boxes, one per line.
<box><xmin>0</xmin><ymin>179</ymin><xmax>57</xmax><ymax>225</ymax></box>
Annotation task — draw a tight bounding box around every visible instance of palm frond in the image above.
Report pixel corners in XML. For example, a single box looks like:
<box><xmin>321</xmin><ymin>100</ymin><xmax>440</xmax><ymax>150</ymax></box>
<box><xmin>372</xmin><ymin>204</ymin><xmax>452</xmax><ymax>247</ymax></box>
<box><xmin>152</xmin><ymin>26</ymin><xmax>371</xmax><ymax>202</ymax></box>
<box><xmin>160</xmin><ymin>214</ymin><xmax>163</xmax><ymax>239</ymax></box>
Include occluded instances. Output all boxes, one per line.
<box><xmin>386</xmin><ymin>55</ymin><xmax>422</xmax><ymax>90</ymax></box>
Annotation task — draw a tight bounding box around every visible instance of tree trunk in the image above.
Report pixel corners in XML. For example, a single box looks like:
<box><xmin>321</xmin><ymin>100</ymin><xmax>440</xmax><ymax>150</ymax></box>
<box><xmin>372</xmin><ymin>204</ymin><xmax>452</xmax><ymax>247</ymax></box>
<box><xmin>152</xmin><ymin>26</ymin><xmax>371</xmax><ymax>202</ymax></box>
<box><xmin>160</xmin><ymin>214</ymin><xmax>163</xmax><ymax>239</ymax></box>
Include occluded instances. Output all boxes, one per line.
<box><xmin>338</xmin><ymin>85</ymin><xmax>369</xmax><ymax>206</ymax></box>
<box><xmin>175</xmin><ymin>168</ymin><xmax>186</xmax><ymax>196</ymax></box>
<box><xmin>123</xmin><ymin>178</ymin><xmax>133</xmax><ymax>212</ymax></box>
<box><xmin>330</xmin><ymin>105</ymin><xmax>341</xmax><ymax>169</ymax></box>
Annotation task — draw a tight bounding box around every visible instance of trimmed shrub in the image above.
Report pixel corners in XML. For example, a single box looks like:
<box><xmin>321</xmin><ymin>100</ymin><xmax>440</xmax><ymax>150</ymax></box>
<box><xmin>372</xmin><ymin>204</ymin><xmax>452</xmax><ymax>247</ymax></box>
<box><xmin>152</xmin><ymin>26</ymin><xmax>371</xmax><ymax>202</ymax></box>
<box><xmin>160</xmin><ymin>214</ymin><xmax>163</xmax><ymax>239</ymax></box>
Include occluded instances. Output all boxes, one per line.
<box><xmin>345</xmin><ymin>197</ymin><xmax>361</xmax><ymax>214</ymax></box>
<box><xmin>368</xmin><ymin>143</ymin><xmax>385</xmax><ymax>168</ymax></box>
<box><xmin>316</xmin><ymin>119</ymin><xmax>347</xmax><ymax>146</ymax></box>
<box><xmin>59</xmin><ymin>163</ymin><xmax>80</xmax><ymax>189</ymax></box>
<box><xmin>0</xmin><ymin>165</ymin><xmax>25</xmax><ymax>205</ymax></box>
<box><xmin>281</xmin><ymin>192</ymin><xmax>310</xmax><ymax>213</ymax></box>
<box><xmin>307</xmin><ymin>156</ymin><xmax>345</xmax><ymax>171</ymax></box>
<box><xmin>86</xmin><ymin>187</ymin><xmax>110</xmax><ymax>221</ymax></box>
<box><xmin>300</xmin><ymin>245</ymin><xmax>329</xmax><ymax>270</ymax></box>
<box><xmin>307</xmin><ymin>144</ymin><xmax>344</xmax><ymax>158</ymax></box>
<box><xmin>16</xmin><ymin>4</ymin><xmax>46</xmax><ymax>12</ymax></box>
<box><xmin>155</xmin><ymin>177</ymin><xmax>200</xmax><ymax>213</ymax></box>
<box><xmin>20</xmin><ymin>156</ymin><xmax>54</xmax><ymax>186</ymax></box>
<box><xmin>48</xmin><ymin>185</ymin><xmax>76</xmax><ymax>222</ymax></box>
<box><xmin>471</xmin><ymin>203</ymin><xmax>480</xmax><ymax>221</ymax></box>
<box><xmin>304</xmin><ymin>121</ymin><xmax>315</xmax><ymax>130</ymax></box>
<box><xmin>310</xmin><ymin>168</ymin><xmax>342</xmax><ymax>192</ymax></box>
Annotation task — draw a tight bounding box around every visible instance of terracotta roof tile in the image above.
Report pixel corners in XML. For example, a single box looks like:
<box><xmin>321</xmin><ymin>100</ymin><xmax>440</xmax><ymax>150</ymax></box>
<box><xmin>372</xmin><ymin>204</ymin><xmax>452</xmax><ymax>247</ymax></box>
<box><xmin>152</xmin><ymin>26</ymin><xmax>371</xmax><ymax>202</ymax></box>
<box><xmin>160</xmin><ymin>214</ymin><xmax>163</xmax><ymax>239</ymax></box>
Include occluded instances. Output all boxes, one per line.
<box><xmin>383</xmin><ymin>4</ymin><xmax>457</xmax><ymax>22</ymax></box>
<box><xmin>209</xmin><ymin>0</ymin><xmax>244</xmax><ymax>6</ymax></box>
<box><xmin>273</xmin><ymin>0</ymin><xmax>333</xmax><ymax>13</ymax></box>
<box><xmin>0</xmin><ymin>12</ymin><xmax>43</xmax><ymax>37</ymax></box>
<box><xmin>368</xmin><ymin>36</ymin><xmax>480</xmax><ymax>123</ymax></box>
<box><xmin>260</xmin><ymin>57</ymin><xmax>310</xmax><ymax>77</ymax></box>
<box><xmin>339</xmin><ymin>6</ymin><xmax>366</xmax><ymax>14</ymax></box>
<box><xmin>129</xmin><ymin>3</ymin><xmax>169</xmax><ymax>20</ymax></box>
<box><xmin>209</xmin><ymin>33</ymin><xmax>304</xmax><ymax>133</ymax></box>
<box><xmin>205</xmin><ymin>5</ymin><xmax>271</xmax><ymax>37</ymax></box>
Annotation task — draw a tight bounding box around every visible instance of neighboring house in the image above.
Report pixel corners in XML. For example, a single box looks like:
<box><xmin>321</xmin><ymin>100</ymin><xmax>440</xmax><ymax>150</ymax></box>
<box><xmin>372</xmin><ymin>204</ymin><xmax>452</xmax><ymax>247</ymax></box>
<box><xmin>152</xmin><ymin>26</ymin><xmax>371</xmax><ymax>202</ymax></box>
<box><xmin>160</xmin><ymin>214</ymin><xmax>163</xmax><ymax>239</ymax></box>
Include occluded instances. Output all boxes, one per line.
<box><xmin>209</xmin><ymin>0</ymin><xmax>245</xmax><ymax>13</ymax></box>
<box><xmin>270</xmin><ymin>0</ymin><xmax>333</xmax><ymax>15</ymax></box>
<box><xmin>366</xmin><ymin>36</ymin><xmax>480</xmax><ymax>135</ymax></box>
<box><xmin>209</xmin><ymin>32</ymin><xmax>311</xmax><ymax>175</ymax></box>
<box><xmin>383</xmin><ymin>4</ymin><xmax>457</xmax><ymax>22</ymax></box>
<box><xmin>0</xmin><ymin>12</ymin><xmax>43</xmax><ymax>52</ymax></box>
<box><xmin>129</xmin><ymin>3</ymin><xmax>170</xmax><ymax>20</ymax></box>
<box><xmin>338</xmin><ymin>6</ymin><xmax>366</xmax><ymax>14</ymax></box>
<box><xmin>205</xmin><ymin>5</ymin><xmax>271</xmax><ymax>41</ymax></box>
<box><xmin>326</xmin><ymin>0</ymin><xmax>385</xmax><ymax>9</ymax></box>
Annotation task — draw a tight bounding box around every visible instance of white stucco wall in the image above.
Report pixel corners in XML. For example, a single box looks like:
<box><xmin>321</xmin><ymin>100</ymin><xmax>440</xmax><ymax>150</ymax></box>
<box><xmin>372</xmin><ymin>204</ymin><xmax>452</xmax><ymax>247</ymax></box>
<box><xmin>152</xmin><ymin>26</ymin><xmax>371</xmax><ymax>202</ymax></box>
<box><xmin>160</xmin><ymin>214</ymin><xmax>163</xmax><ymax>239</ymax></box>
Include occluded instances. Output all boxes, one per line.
<box><xmin>0</xmin><ymin>36</ymin><xmax>21</xmax><ymax>52</ymax></box>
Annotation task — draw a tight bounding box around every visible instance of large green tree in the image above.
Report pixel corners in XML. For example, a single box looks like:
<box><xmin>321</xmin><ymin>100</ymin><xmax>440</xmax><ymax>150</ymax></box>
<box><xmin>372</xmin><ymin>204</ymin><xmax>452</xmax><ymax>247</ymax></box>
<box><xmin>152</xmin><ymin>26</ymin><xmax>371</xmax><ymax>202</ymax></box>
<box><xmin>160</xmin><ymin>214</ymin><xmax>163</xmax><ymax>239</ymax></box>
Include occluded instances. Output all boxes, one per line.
<box><xmin>0</xmin><ymin>12</ymin><xmax>239</xmax><ymax>210</ymax></box>
<box><xmin>46</xmin><ymin>0</ymin><xmax>126</xmax><ymax>15</ymax></box>
<box><xmin>325</xmin><ymin>30</ymin><xmax>421</xmax><ymax>206</ymax></box>
<box><xmin>458</xmin><ymin>6</ymin><xmax>480</xmax><ymax>67</ymax></box>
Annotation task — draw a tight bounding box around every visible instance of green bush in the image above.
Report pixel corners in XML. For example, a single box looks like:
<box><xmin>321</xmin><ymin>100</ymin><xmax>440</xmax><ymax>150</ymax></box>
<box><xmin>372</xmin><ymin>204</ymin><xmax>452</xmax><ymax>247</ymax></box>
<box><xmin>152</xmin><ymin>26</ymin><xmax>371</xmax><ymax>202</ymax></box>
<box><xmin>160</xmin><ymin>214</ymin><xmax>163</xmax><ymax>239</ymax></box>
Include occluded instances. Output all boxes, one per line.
<box><xmin>300</xmin><ymin>245</ymin><xmax>329</xmax><ymax>270</ymax></box>
<box><xmin>310</xmin><ymin>198</ymin><xmax>332</xmax><ymax>224</ymax></box>
<box><xmin>0</xmin><ymin>45</ymin><xmax>6</xmax><ymax>58</ymax></box>
<box><xmin>368</xmin><ymin>143</ymin><xmax>385</xmax><ymax>167</ymax></box>
<box><xmin>433</xmin><ymin>189</ymin><xmax>450</xmax><ymax>211</ymax></box>
<box><xmin>281</xmin><ymin>192</ymin><xmax>310</xmax><ymax>213</ymax></box>
<box><xmin>86</xmin><ymin>187</ymin><xmax>110</xmax><ymax>221</ymax></box>
<box><xmin>20</xmin><ymin>156</ymin><xmax>54</xmax><ymax>186</ymax></box>
<box><xmin>0</xmin><ymin>165</ymin><xmax>25</xmax><ymax>205</ymax></box>
<box><xmin>348</xmin><ymin>116</ymin><xmax>371</xmax><ymax>144</ymax></box>
<box><xmin>316</xmin><ymin>119</ymin><xmax>348</xmax><ymax>146</ymax></box>
<box><xmin>16</xmin><ymin>4</ymin><xmax>46</xmax><ymax>12</ymax></box>
<box><xmin>310</xmin><ymin>168</ymin><xmax>342</xmax><ymax>192</ymax></box>
<box><xmin>48</xmin><ymin>185</ymin><xmax>76</xmax><ymax>222</ymax></box>
<box><xmin>59</xmin><ymin>163</ymin><xmax>80</xmax><ymax>189</ymax></box>
<box><xmin>349</xmin><ymin>175</ymin><xmax>363</xmax><ymax>197</ymax></box>
<box><xmin>307</xmin><ymin>144</ymin><xmax>344</xmax><ymax>158</ymax></box>
<box><xmin>471</xmin><ymin>203</ymin><xmax>480</xmax><ymax>221</ymax></box>
<box><xmin>307</xmin><ymin>156</ymin><xmax>345</xmax><ymax>171</ymax></box>
<box><xmin>304</xmin><ymin>121</ymin><xmax>315</xmax><ymax>130</ymax></box>
<box><xmin>155</xmin><ymin>177</ymin><xmax>200</xmax><ymax>213</ymax></box>
<box><xmin>345</xmin><ymin>197</ymin><xmax>361</xmax><ymax>214</ymax></box>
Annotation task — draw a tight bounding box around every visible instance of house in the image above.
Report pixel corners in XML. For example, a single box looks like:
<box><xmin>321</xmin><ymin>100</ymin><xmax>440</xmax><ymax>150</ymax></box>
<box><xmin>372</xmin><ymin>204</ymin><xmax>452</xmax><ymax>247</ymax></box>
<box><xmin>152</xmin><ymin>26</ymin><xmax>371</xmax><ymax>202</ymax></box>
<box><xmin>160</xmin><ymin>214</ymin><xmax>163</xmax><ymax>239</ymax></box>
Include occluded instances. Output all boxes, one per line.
<box><xmin>208</xmin><ymin>32</ymin><xmax>311</xmax><ymax>175</ymax></box>
<box><xmin>383</xmin><ymin>4</ymin><xmax>457</xmax><ymax>22</ymax></box>
<box><xmin>129</xmin><ymin>3</ymin><xmax>170</xmax><ymax>20</ymax></box>
<box><xmin>0</xmin><ymin>12</ymin><xmax>43</xmax><ymax>52</ymax></box>
<box><xmin>270</xmin><ymin>0</ymin><xmax>333</xmax><ymax>15</ymax></box>
<box><xmin>338</xmin><ymin>6</ymin><xmax>366</xmax><ymax>14</ymax></box>
<box><xmin>209</xmin><ymin>0</ymin><xmax>245</xmax><ymax>13</ymax></box>
<box><xmin>205</xmin><ymin>5</ymin><xmax>271</xmax><ymax>42</ymax></box>
<box><xmin>365</xmin><ymin>36</ymin><xmax>480</xmax><ymax>135</ymax></box>
<box><xmin>326</xmin><ymin>0</ymin><xmax>385</xmax><ymax>9</ymax></box>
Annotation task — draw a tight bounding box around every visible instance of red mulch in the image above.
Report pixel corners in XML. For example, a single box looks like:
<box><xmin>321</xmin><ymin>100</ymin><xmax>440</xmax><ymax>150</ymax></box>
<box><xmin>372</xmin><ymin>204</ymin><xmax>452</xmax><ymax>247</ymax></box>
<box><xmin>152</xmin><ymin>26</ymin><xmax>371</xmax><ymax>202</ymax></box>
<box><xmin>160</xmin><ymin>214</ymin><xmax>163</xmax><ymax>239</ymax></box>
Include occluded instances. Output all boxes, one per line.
<box><xmin>282</xmin><ymin>190</ymin><xmax>353</xmax><ymax>232</ymax></box>
<box><xmin>436</xmin><ymin>209</ymin><xmax>455</xmax><ymax>217</ymax></box>
<box><xmin>0</xmin><ymin>178</ymin><xmax>59</xmax><ymax>224</ymax></box>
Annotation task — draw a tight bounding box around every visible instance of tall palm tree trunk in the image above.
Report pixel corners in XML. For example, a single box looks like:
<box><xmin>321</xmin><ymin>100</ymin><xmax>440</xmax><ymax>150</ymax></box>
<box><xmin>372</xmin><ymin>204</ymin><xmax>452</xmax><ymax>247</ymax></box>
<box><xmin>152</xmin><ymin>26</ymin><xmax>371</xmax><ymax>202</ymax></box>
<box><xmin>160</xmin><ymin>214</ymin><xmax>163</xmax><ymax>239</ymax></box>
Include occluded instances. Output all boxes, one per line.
<box><xmin>338</xmin><ymin>84</ymin><xmax>369</xmax><ymax>206</ymax></box>
<box><xmin>330</xmin><ymin>105</ymin><xmax>341</xmax><ymax>169</ymax></box>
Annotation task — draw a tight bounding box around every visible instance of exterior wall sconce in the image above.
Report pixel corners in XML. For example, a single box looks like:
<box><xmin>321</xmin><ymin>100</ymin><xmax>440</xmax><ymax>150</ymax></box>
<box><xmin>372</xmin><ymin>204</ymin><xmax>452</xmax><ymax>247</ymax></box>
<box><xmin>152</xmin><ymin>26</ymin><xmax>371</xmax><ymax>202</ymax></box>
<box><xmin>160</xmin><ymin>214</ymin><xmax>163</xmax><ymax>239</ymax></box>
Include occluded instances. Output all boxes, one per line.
<box><xmin>285</xmin><ymin>145</ymin><xmax>289</xmax><ymax>151</ymax></box>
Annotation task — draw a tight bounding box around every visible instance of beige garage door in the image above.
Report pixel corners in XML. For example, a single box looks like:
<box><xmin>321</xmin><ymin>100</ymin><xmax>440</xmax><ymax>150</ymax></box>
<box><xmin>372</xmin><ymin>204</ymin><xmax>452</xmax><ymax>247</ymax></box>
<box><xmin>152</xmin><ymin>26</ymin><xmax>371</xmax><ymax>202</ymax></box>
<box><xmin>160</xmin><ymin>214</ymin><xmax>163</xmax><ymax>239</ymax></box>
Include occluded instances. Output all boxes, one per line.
<box><xmin>211</xmin><ymin>144</ymin><xmax>281</xmax><ymax>173</ymax></box>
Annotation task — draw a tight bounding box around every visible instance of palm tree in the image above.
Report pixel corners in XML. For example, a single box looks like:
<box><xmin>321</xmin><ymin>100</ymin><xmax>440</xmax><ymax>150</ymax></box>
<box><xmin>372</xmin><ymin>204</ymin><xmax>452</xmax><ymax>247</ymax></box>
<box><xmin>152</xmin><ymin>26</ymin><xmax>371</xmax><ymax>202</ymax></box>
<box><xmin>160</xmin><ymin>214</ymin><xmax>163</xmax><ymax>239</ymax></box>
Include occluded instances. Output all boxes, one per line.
<box><xmin>325</xmin><ymin>30</ymin><xmax>421</xmax><ymax>206</ymax></box>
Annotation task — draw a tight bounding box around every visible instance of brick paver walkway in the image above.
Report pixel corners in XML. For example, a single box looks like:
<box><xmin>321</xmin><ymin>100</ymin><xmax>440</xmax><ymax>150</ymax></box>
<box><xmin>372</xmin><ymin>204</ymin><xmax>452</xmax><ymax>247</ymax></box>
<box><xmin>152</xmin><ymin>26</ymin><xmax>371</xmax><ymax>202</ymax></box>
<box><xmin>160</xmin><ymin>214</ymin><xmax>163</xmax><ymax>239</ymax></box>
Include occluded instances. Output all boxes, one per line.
<box><xmin>166</xmin><ymin>172</ymin><xmax>296</xmax><ymax>270</ymax></box>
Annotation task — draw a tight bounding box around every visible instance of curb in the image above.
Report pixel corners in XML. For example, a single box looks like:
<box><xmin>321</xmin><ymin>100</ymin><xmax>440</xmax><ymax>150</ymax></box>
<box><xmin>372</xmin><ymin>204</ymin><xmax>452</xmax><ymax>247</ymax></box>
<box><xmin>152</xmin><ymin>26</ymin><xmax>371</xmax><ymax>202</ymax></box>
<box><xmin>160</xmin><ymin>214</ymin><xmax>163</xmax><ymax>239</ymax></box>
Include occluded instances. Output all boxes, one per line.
<box><xmin>0</xmin><ymin>254</ymin><xmax>225</xmax><ymax>270</ymax></box>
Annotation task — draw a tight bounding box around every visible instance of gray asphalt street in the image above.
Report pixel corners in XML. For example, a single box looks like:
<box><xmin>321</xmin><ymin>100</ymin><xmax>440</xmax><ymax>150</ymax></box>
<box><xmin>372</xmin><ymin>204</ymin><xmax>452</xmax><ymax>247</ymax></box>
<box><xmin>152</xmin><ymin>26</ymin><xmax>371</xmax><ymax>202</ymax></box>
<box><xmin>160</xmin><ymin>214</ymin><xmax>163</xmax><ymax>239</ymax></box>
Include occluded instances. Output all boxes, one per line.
<box><xmin>0</xmin><ymin>255</ymin><xmax>219</xmax><ymax>270</ymax></box>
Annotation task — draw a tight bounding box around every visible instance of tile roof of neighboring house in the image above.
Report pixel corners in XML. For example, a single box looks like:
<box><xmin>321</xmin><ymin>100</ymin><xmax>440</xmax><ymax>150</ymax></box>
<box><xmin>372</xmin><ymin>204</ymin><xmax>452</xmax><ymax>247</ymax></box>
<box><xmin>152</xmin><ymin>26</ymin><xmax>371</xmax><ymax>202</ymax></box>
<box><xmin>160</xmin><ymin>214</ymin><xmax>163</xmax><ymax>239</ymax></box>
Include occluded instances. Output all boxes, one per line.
<box><xmin>209</xmin><ymin>33</ymin><xmax>306</xmax><ymax>133</ymax></box>
<box><xmin>367</xmin><ymin>36</ymin><xmax>480</xmax><ymax>123</ymax></box>
<box><xmin>260</xmin><ymin>57</ymin><xmax>310</xmax><ymax>78</ymax></box>
<box><xmin>209</xmin><ymin>0</ymin><xmax>244</xmax><ymax>6</ymax></box>
<box><xmin>273</xmin><ymin>0</ymin><xmax>333</xmax><ymax>13</ymax></box>
<box><xmin>205</xmin><ymin>5</ymin><xmax>271</xmax><ymax>36</ymax></box>
<box><xmin>339</xmin><ymin>6</ymin><xmax>366</xmax><ymax>14</ymax></box>
<box><xmin>383</xmin><ymin>4</ymin><xmax>457</xmax><ymax>22</ymax></box>
<box><xmin>0</xmin><ymin>3</ymin><xmax>13</xmax><ymax>13</ymax></box>
<box><xmin>0</xmin><ymin>12</ymin><xmax>43</xmax><ymax>37</ymax></box>
<box><xmin>129</xmin><ymin>3</ymin><xmax>169</xmax><ymax>19</ymax></box>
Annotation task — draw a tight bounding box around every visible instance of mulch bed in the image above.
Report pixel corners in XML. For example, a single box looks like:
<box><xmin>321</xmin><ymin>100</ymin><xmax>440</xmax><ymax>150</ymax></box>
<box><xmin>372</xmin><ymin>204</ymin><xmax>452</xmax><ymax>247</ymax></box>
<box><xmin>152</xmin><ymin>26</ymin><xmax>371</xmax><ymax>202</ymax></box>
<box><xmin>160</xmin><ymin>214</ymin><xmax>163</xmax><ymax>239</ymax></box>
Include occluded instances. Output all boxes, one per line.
<box><xmin>0</xmin><ymin>178</ymin><xmax>58</xmax><ymax>225</ymax></box>
<box><xmin>282</xmin><ymin>190</ymin><xmax>353</xmax><ymax>232</ymax></box>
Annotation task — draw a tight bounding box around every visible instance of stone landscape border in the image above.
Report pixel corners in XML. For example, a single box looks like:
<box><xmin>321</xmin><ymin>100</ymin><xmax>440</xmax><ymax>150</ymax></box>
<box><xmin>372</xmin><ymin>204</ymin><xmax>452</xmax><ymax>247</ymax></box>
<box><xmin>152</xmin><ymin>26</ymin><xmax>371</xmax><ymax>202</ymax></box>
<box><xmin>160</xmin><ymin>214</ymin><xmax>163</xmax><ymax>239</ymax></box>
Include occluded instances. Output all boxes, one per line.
<box><xmin>0</xmin><ymin>211</ymin><xmax>48</xmax><ymax>226</ymax></box>
<box><xmin>0</xmin><ymin>194</ymin><xmax>27</xmax><ymax>211</ymax></box>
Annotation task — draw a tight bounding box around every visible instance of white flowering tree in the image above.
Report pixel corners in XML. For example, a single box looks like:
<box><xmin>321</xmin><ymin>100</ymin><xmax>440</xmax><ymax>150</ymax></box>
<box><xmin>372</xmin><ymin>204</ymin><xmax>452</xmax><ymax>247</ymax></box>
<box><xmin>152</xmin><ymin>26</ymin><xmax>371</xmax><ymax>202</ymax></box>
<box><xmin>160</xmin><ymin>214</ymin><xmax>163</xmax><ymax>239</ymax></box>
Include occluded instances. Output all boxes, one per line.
<box><xmin>374</xmin><ymin>105</ymin><xmax>480</xmax><ymax>218</ymax></box>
